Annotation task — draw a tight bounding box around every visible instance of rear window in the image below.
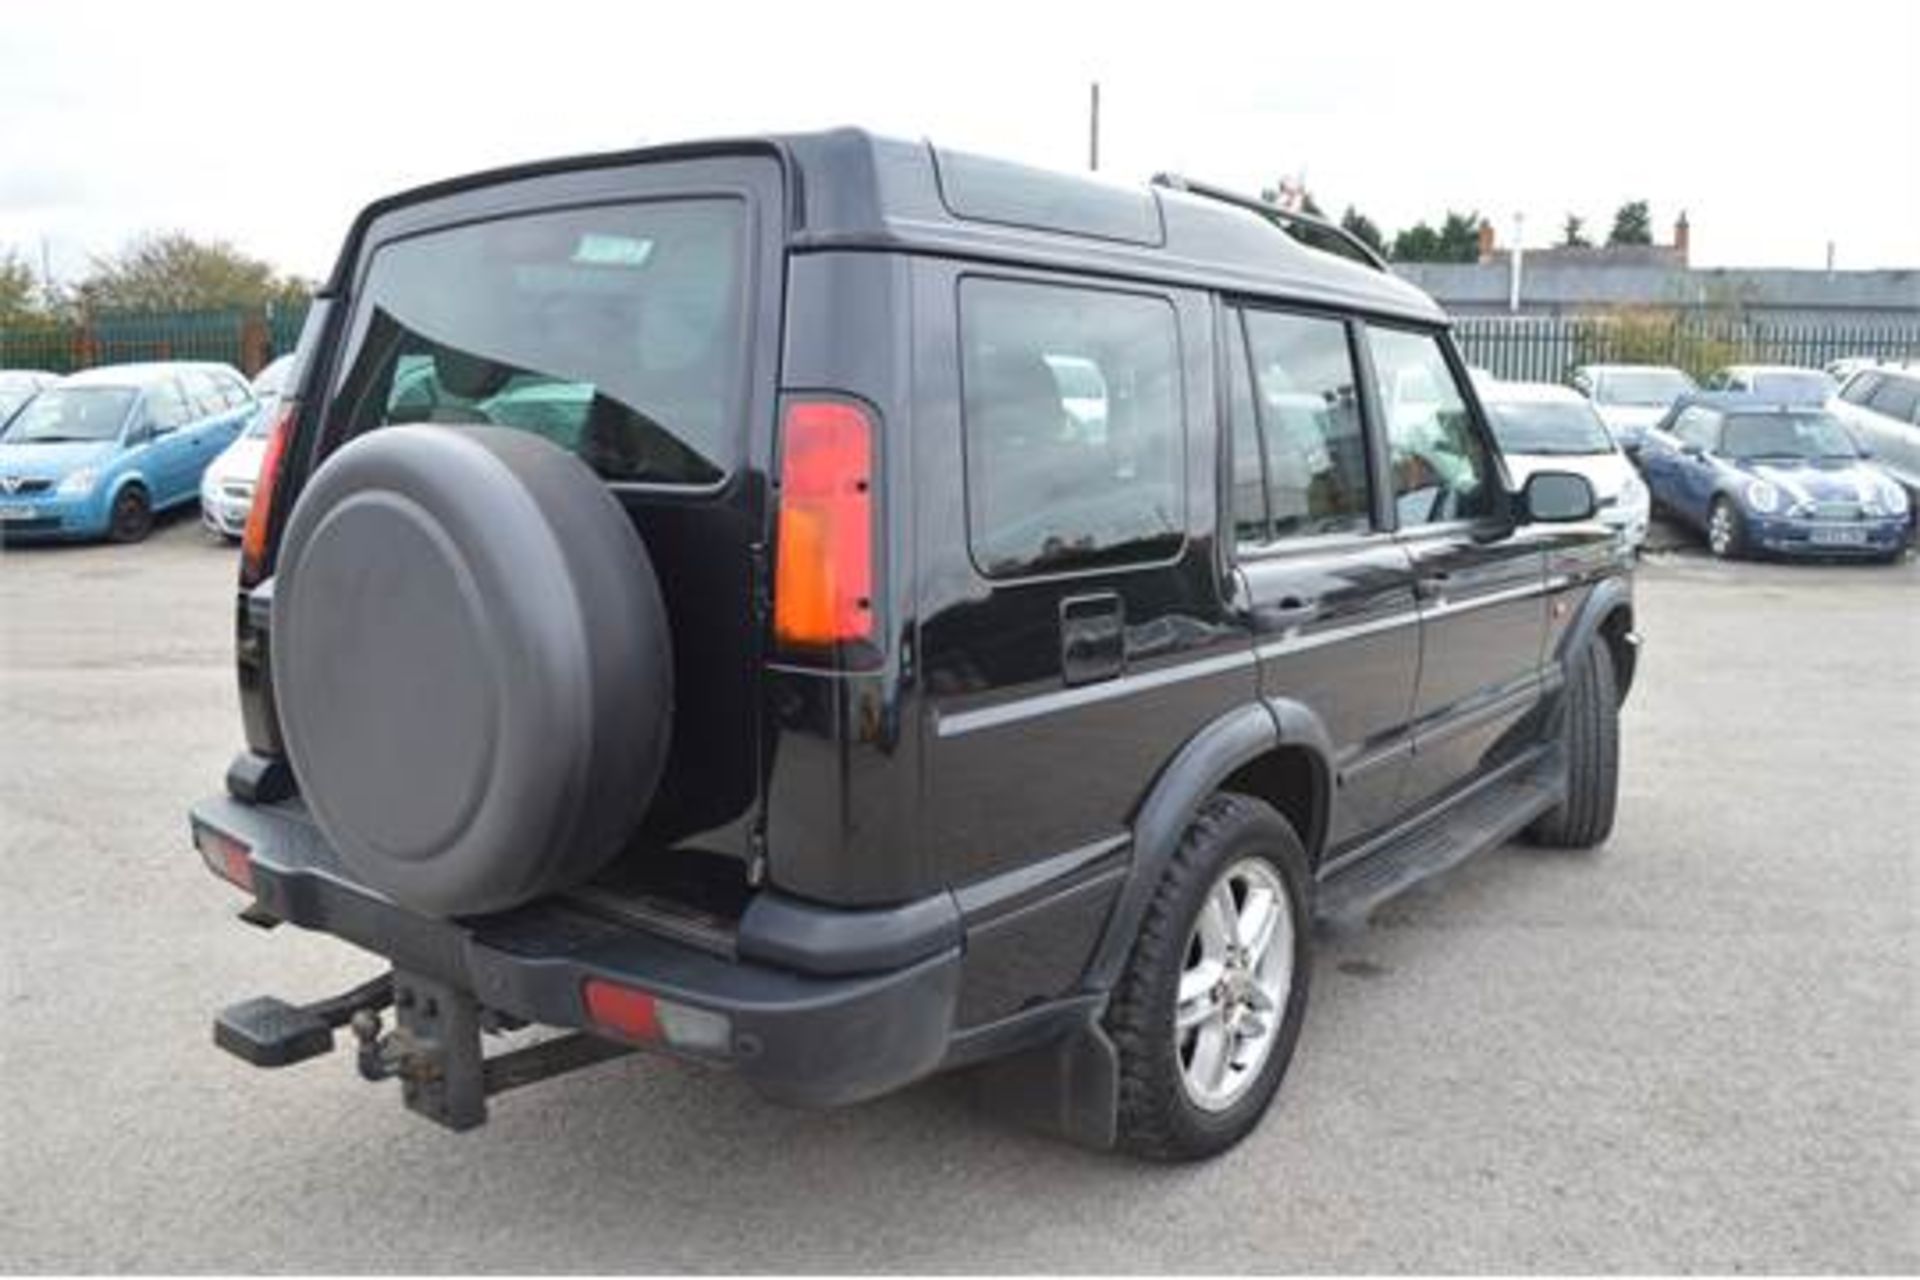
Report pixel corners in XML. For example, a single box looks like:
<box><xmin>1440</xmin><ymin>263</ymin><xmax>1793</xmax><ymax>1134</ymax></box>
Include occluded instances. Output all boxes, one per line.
<box><xmin>328</xmin><ymin>198</ymin><xmax>748</xmax><ymax>485</ymax></box>
<box><xmin>960</xmin><ymin>277</ymin><xmax>1184</xmax><ymax>578</ymax></box>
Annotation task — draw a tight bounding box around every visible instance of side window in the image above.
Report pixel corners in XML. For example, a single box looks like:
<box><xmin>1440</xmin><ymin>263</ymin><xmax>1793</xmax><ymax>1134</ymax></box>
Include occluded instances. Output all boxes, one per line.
<box><xmin>1674</xmin><ymin>407</ymin><xmax>1718</xmax><ymax>450</ymax></box>
<box><xmin>180</xmin><ymin>370</ymin><xmax>225</xmax><ymax>419</ymax></box>
<box><xmin>1227</xmin><ymin>317</ymin><xmax>1269</xmax><ymax>544</ymax></box>
<box><xmin>960</xmin><ymin>277</ymin><xmax>1184</xmax><ymax>578</ymax></box>
<box><xmin>1242</xmin><ymin>310</ymin><xmax>1371</xmax><ymax>538</ymax></box>
<box><xmin>1840</xmin><ymin>372</ymin><xmax>1882</xmax><ymax>407</ymax></box>
<box><xmin>220</xmin><ymin>371</ymin><xmax>253</xmax><ymax>408</ymax></box>
<box><xmin>144</xmin><ymin>380</ymin><xmax>191</xmax><ymax>431</ymax></box>
<box><xmin>1366</xmin><ymin>326</ymin><xmax>1496</xmax><ymax>526</ymax></box>
<box><xmin>1867</xmin><ymin>376</ymin><xmax>1920</xmax><ymax>425</ymax></box>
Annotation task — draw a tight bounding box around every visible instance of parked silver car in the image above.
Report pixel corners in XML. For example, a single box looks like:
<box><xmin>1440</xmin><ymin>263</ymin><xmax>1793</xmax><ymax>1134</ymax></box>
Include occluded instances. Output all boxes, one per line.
<box><xmin>1830</xmin><ymin>365</ymin><xmax>1920</xmax><ymax>514</ymax></box>
<box><xmin>1569</xmin><ymin>363</ymin><xmax>1696</xmax><ymax>457</ymax></box>
<box><xmin>1702</xmin><ymin>364</ymin><xmax>1838</xmax><ymax>405</ymax></box>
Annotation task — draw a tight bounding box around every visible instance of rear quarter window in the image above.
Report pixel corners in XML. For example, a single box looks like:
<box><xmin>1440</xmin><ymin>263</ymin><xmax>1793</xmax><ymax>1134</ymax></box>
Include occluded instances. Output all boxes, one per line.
<box><xmin>326</xmin><ymin>198</ymin><xmax>748</xmax><ymax>485</ymax></box>
<box><xmin>959</xmin><ymin>277</ymin><xmax>1184</xmax><ymax>578</ymax></box>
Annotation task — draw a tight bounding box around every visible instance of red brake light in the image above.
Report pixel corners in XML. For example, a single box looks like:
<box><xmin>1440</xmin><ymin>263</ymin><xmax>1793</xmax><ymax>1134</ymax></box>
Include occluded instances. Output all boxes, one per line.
<box><xmin>773</xmin><ymin>399</ymin><xmax>875</xmax><ymax>650</ymax></box>
<box><xmin>240</xmin><ymin>403</ymin><xmax>295</xmax><ymax>586</ymax></box>
<box><xmin>582</xmin><ymin>979</ymin><xmax>661</xmax><ymax>1042</ymax></box>
<box><xmin>193</xmin><ymin>825</ymin><xmax>254</xmax><ymax>893</ymax></box>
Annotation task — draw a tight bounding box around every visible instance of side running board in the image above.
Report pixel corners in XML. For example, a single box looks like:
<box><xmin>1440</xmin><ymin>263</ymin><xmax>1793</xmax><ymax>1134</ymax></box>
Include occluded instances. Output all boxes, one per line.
<box><xmin>1316</xmin><ymin>749</ymin><xmax>1567</xmax><ymax>925</ymax></box>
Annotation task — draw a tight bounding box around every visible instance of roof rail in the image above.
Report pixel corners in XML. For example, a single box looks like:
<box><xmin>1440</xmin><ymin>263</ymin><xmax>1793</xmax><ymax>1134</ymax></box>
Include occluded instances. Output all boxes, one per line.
<box><xmin>1151</xmin><ymin>173</ymin><xmax>1390</xmax><ymax>273</ymax></box>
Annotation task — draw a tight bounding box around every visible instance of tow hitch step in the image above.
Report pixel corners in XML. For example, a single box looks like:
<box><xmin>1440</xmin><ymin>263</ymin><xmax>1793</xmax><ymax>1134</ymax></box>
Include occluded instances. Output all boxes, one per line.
<box><xmin>214</xmin><ymin>974</ymin><xmax>394</xmax><ymax>1068</ymax></box>
<box><xmin>214</xmin><ymin>970</ymin><xmax>634</xmax><ymax>1130</ymax></box>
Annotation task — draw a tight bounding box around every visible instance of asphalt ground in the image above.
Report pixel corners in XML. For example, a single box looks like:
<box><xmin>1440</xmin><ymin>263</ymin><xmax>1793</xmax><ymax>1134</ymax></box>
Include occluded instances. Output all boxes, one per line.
<box><xmin>2</xmin><ymin>511</ymin><xmax>1914</xmax><ymax>1272</ymax></box>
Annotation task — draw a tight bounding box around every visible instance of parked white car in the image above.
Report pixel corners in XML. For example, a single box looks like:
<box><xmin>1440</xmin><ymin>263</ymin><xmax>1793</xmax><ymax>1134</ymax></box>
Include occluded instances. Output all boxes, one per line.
<box><xmin>1568</xmin><ymin>363</ymin><xmax>1696</xmax><ymax>458</ymax></box>
<box><xmin>1702</xmin><ymin>364</ymin><xmax>1838</xmax><ymax>405</ymax></box>
<box><xmin>1830</xmin><ymin>365</ymin><xmax>1920</xmax><ymax>511</ymax></box>
<box><xmin>0</xmin><ymin>369</ymin><xmax>57</xmax><ymax>428</ymax></box>
<box><xmin>199</xmin><ymin>355</ymin><xmax>295</xmax><ymax>540</ymax></box>
<box><xmin>1482</xmin><ymin>381</ymin><xmax>1650</xmax><ymax>550</ymax></box>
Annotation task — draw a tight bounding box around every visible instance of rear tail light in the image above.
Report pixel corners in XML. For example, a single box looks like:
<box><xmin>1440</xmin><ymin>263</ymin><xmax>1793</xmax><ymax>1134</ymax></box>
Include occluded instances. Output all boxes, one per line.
<box><xmin>192</xmin><ymin>824</ymin><xmax>254</xmax><ymax>893</ymax></box>
<box><xmin>240</xmin><ymin>402</ymin><xmax>296</xmax><ymax>588</ymax></box>
<box><xmin>773</xmin><ymin>399</ymin><xmax>876</xmax><ymax>656</ymax></box>
<box><xmin>581</xmin><ymin>979</ymin><xmax>732</xmax><ymax>1055</ymax></box>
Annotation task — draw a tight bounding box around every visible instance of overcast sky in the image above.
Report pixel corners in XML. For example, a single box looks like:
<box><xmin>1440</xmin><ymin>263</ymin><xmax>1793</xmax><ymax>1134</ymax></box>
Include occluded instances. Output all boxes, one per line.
<box><xmin>4</xmin><ymin>0</ymin><xmax>1917</xmax><ymax>287</ymax></box>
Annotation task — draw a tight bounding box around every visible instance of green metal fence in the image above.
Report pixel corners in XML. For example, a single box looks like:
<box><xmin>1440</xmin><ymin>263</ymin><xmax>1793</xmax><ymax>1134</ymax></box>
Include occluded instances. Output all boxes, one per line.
<box><xmin>1455</xmin><ymin>315</ymin><xmax>1920</xmax><ymax>383</ymax></box>
<box><xmin>0</xmin><ymin>301</ymin><xmax>313</xmax><ymax>376</ymax></box>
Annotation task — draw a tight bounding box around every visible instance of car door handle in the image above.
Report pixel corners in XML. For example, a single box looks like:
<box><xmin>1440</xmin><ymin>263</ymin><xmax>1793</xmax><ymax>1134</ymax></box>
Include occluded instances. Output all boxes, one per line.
<box><xmin>1060</xmin><ymin>593</ymin><xmax>1124</xmax><ymax>687</ymax></box>
<box><xmin>1258</xmin><ymin>596</ymin><xmax>1320</xmax><ymax>627</ymax></box>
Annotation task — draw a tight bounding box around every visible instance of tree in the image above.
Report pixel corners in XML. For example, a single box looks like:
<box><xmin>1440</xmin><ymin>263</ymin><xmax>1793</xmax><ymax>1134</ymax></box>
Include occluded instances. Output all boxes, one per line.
<box><xmin>1561</xmin><ymin>215</ymin><xmax>1592</xmax><ymax>249</ymax></box>
<box><xmin>0</xmin><ymin>250</ymin><xmax>44</xmax><ymax>325</ymax></box>
<box><xmin>1391</xmin><ymin>210</ymin><xmax>1482</xmax><ymax>263</ymax></box>
<box><xmin>74</xmin><ymin>232</ymin><xmax>308</xmax><ymax>312</ymax></box>
<box><xmin>1340</xmin><ymin>206</ymin><xmax>1387</xmax><ymax>257</ymax></box>
<box><xmin>1607</xmin><ymin>201</ymin><xmax>1653</xmax><ymax>247</ymax></box>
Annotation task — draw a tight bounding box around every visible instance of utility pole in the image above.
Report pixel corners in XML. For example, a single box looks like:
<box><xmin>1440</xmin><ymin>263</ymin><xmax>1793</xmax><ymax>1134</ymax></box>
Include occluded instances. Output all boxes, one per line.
<box><xmin>39</xmin><ymin>235</ymin><xmax>54</xmax><ymax>308</ymax></box>
<box><xmin>1089</xmin><ymin>82</ymin><xmax>1100</xmax><ymax>172</ymax></box>
<box><xmin>1508</xmin><ymin>212</ymin><xmax>1525</xmax><ymax>314</ymax></box>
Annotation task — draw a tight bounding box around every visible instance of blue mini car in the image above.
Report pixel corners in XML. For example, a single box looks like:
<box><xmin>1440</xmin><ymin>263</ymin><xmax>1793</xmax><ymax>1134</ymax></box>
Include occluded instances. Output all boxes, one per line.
<box><xmin>0</xmin><ymin>362</ymin><xmax>255</xmax><ymax>542</ymax></box>
<box><xmin>1640</xmin><ymin>393</ymin><xmax>1911</xmax><ymax>561</ymax></box>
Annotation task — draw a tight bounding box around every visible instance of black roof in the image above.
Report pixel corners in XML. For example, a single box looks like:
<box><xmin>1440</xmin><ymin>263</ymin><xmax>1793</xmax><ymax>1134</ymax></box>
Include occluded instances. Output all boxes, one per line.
<box><xmin>334</xmin><ymin>128</ymin><xmax>1445</xmax><ymax>325</ymax></box>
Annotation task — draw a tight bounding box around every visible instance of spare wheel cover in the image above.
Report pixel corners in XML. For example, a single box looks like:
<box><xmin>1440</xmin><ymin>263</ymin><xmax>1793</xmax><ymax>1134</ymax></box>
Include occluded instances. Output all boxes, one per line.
<box><xmin>271</xmin><ymin>425</ymin><xmax>671</xmax><ymax>916</ymax></box>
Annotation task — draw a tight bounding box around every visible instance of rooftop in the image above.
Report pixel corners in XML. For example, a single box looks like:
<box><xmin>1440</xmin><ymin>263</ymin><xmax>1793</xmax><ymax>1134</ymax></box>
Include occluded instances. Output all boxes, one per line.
<box><xmin>349</xmin><ymin>128</ymin><xmax>1447</xmax><ymax>325</ymax></box>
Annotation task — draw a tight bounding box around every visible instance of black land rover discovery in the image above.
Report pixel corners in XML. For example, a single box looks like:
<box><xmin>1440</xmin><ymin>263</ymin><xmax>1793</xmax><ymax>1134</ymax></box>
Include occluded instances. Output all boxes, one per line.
<box><xmin>190</xmin><ymin>129</ymin><xmax>1637</xmax><ymax>1161</ymax></box>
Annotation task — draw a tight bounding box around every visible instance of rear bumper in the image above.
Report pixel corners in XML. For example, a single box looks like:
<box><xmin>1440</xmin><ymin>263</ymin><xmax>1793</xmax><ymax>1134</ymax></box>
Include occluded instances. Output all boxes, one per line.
<box><xmin>189</xmin><ymin>794</ymin><xmax>961</xmax><ymax>1107</ymax></box>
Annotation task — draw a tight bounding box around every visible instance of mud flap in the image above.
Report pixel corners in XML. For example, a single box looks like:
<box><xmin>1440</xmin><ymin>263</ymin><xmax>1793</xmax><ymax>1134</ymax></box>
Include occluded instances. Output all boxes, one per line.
<box><xmin>966</xmin><ymin>1020</ymin><xmax>1119</xmax><ymax>1151</ymax></box>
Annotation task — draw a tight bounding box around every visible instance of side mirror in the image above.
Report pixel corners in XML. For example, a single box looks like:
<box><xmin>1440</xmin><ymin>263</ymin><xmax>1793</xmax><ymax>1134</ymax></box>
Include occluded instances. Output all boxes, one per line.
<box><xmin>1521</xmin><ymin>471</ymin><xmax>1597</xmax><ymax>523</ymax></box>
<box><xmin>1680</xmin><ymin>442</ymin><xmax>1704</xmax><ymax>458</ymax></box>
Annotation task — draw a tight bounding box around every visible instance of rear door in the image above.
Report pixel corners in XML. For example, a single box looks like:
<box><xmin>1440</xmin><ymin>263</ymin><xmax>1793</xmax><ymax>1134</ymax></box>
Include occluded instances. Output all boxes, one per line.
<box><xmin>914</xmin><ymin>266</ymin><xmax>1254</xmax><ymax>895</ymax></box>
<box><xmin>1227</xmin><ymin>304</ymin><xmax>1419</xmax><ymax>846</ymax></box>
<box><xmin>305</xmin><ymin>155</ymin><xmax>786</xmax><ymax>863</ymax></box>
<box><xmin>1367</xmin><ymin>323</ymin><xmax>1549</xmax><ymax>808</ymax></box>
<box><xmin>179</xmin><ymin>369</ymin><xmax>247</xmax><ymax>483</ymax></box>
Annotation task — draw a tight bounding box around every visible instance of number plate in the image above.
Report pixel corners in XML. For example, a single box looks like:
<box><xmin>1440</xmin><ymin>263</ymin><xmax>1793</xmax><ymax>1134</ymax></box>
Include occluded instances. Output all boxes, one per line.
<box><xmin>0</xmin><ymin>504</ymin><xmax>38</xmax><ymax>521</ymax></box>
<box><xmin>1809</xmin><ymin>526</ymin><xmax>1868</xmax><ymax>546</ymax></box>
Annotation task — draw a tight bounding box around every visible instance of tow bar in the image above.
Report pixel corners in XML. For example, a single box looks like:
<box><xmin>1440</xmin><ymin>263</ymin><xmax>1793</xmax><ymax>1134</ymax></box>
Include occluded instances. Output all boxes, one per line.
<box><xmin>215</xmin><ymin>969</ymin><xmax>633</xmax><ymax>1131</ymax></box>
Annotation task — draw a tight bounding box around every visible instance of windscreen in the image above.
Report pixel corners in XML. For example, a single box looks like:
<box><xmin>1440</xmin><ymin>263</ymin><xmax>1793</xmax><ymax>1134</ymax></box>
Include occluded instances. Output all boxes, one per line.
<box><xmin>1721</xmin><ymin>413</ymin><xmax>1859</xmax><ymax>460</ymax></box>
<box><xmin>1</xmin><ymin>387</ymin><xmax>135</xmax><ymax>443</ymax></box>
<box><xmin>1598</xmin><ymin>369</ymin><xmax>1692</xmax><ymax>406</ymax></box>
<box><xmin>1749</xmin><ymin>370</ymin><xmax>1836</xmax><ymax>404</ymax></box>
<box><xmin>327</xmin><ymin>198</ymin><xmax>748</xmax><ymax>485</ymax></box>
<box><xmin>1485</xmin><ymin>400</ymin><xmax>1616</xmax><ymax>455</ymax></box>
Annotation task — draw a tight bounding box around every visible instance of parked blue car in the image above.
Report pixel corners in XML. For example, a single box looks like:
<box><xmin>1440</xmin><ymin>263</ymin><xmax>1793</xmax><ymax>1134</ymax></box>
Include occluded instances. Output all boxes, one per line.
<box><xmin>0</xmin><ymin>362</ymin><xmax>255</xmax><ymax>542</ymax></box>
<box><xmin>1640</xmin><ymin>393</ymin><xmax>1910</xmax><ymax>562</ymax></box>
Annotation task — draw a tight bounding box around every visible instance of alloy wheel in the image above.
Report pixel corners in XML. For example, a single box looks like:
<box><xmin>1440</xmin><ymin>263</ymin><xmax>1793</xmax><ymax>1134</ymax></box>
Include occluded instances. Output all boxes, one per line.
<box><xmin>1174</xmin><ymin>857</ymin><xmax>1295</xmax><ymax>1112</ymax></box>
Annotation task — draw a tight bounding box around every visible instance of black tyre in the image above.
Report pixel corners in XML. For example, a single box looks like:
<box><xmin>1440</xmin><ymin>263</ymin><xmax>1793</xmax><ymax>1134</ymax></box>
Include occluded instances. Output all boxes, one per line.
<box><xmin>107</xmin><ymin>485</ymin><xmax>153</xmax><ymax>543</ymax></box>
<box><xmin>1526</xmin><ymin>640</ymin><xmax>1619</xmax><ymax>849</ymax></box>
<box><xmin>1706</xmin><ymin>496</ymin><xmax>1746</xmax><ymax>559</ymax></box>
<box><xmin>1106</xmin><ymin>793</ymin><xmax>1313</xmax><ymax>1161</ymax></box>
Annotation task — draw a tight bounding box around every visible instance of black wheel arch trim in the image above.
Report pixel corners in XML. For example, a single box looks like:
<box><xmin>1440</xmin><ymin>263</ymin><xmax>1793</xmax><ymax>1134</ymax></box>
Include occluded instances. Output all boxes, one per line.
<box><xmin>1081</xmin><ymin>699</ymin><xmax>1334</xmax><ymax>991</ymax></box>
<box><xmin>1556</xmin><ymin>574</ymin><xmax>1636</xmax><ymax>701</ymax></box>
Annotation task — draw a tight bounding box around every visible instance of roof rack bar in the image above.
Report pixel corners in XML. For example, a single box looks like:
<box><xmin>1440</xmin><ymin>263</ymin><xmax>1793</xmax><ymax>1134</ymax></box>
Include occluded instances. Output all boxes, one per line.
<box><xmin>1150</xmin><ymin>173</ymin><xmax>1390</xmax><ymax>273</ymax></box>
